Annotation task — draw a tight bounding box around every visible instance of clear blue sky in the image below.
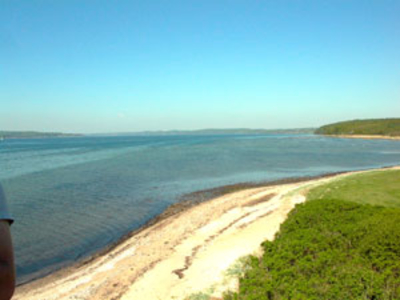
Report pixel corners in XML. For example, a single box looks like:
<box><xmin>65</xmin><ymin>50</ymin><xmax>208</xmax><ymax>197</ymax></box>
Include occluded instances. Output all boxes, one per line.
<box><xmin>1</xmin><ymin>0</ymin><xmax>399</xmax><ymax>133</ymax></box>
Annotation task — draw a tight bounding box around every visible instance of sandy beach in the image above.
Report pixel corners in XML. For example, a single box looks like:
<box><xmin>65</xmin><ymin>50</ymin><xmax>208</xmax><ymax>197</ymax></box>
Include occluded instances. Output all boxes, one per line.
<box><xmin>14</xmin><ymin>167</ymin><xmax>397</xmax><ymax>300</ymax></box>
<box><xmin>322</xmin><ymin>134</ymin><xmax>400</xmax><ymax>140</ymax></box>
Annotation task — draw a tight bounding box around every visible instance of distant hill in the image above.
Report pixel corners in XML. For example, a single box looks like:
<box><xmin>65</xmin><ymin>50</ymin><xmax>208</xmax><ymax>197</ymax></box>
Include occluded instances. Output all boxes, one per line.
<box><xmin>315</xmin><ymin>119</ymin><xmax>400</xmax><ymax>137</ymax></box>
<box><xmin>97</xmin><ymin>128</ymin><xmax>316</xmax><ymax>136</ymax></box>
<box><xmin>1</xmin><ymin>128</ymin><xmax>316</xmax><ymax>139</ymax></box>
<box><xmin>0</xmin><ymin>131</ymin><xmax>81</xmax><ymax>139</ymax></box>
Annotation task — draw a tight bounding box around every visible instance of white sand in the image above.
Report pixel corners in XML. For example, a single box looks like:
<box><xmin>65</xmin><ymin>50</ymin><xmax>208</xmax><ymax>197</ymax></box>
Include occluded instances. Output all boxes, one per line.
<box><xmin>322</xmin><ymin>134</ymin><xmax>400</xmax><ymax>140</ymax></box>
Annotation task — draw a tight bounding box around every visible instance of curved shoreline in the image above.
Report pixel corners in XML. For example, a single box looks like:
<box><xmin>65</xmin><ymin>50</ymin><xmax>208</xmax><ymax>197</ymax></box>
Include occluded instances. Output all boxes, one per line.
<box><xmin>14</xmin><ymin>166</ymin><xmax>399</xmax><ymax>300</ymax></box>
<box><xmin>16</xmin><ymin>171</ymin><xmax>349</xmax><ymax>287</ymax></box>
<box><xmin>320</xmin><ymin>134</ymin><xmax>400</xmax><ymax>140</ymax></box>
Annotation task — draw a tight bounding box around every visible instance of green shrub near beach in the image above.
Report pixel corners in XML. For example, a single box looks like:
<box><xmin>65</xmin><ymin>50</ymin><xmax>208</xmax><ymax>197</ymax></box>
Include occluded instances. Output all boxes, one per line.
<box><xmin>224</xmin><ymin>170</ymin><xmax>400</xmax><ymax>299</ymax></box>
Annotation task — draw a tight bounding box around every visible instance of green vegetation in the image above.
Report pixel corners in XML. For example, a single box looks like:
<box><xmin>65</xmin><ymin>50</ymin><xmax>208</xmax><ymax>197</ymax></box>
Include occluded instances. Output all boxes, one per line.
<box><xmin>186</xmin><ymin>290</ymin><xmax>215</xmax><ymax>300</ymax></box>
<box><xmin>315</xmin><ymin>118</ymin><xmax>400</xmax><ymax>137</ymax></box>
<box><xmin>0</xmin><ymin>131</ymin><xmax>81</xmax><ymax>139</ymax></box>
<box><xmin>224</xmin><ymin>170</ymin><xmax>400</xmax><ymax>299</ymax></box>
<box><xmin>308</xmin><ymin>170</ymin><xmax>400</xmax><ymax>207</ymax></box>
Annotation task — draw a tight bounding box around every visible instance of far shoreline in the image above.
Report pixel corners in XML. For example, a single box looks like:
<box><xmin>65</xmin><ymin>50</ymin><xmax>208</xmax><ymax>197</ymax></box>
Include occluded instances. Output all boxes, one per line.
<box><xmin>320</xmin><ymin>134</ymin><xmax>400</xmax><ymax>141</ymax></box>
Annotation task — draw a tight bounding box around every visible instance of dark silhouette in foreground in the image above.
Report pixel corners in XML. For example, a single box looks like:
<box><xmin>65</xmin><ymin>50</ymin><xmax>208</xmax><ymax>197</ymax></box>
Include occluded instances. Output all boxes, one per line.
<box><xmin>0</xmin><ymin>185</ymin><xmax>15</xmax><ymax>300</ymax></box>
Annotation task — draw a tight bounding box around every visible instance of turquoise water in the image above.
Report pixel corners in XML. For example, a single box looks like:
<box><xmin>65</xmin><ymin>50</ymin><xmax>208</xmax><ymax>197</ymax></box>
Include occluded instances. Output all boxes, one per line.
<box><xmin>1</xmin><ymin>134</ymin><xmax>399</xmax><ymax>283</ymax></box>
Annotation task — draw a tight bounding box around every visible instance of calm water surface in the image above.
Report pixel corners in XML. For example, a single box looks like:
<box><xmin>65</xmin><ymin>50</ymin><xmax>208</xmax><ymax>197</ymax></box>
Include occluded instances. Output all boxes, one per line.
<box><xmin>1</xmin><ymin>134</ymin><xmax>399</xmax><ymax>283</ymax></box>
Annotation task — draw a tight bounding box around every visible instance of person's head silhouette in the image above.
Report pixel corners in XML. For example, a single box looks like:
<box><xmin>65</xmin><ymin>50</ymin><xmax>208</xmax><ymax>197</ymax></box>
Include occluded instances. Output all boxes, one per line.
<box><xmin>0</xmin><ymin>185</ymin><xmax>15</xmax><ymax>300</ymax></box>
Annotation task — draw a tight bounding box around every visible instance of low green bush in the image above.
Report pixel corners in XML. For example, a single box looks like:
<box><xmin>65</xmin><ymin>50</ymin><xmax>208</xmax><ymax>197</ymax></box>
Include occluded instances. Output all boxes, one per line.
<box><xmin>225</xmin><ymin>199</ymin><xmax>400</xmax><ymax>299</ymax></box>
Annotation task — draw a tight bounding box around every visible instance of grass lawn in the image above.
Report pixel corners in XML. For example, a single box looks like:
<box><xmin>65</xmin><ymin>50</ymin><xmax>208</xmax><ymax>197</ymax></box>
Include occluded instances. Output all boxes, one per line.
<box><xmin>224</xmin><ymin>169</ymin><xmax>400</xmax><ymax>300</ymax></box>
<box><xmin>307</xmin><ymin>170</ymin><xmax>400</xmax><ymax>207</ymax></box>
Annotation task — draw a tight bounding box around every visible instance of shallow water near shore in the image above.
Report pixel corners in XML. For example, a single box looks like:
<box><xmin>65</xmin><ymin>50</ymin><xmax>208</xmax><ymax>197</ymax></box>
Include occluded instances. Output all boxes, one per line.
<box><xmin>1</xmin><ymin>134</ymin><xmax>400</xmax><ymax>284</ymax></box>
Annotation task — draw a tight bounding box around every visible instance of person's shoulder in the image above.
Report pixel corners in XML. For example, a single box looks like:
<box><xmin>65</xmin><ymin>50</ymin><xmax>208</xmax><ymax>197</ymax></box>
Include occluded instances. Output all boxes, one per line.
<box><xmin>0</xmin><ymin>185</ymin><xmax>13</xmax><ymax>225</ymax></box>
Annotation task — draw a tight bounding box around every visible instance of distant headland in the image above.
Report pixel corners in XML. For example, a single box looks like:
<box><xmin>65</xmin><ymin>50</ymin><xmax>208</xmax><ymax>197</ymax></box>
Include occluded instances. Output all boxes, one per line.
<box><xmin>0</xmin><ymin>128</ymin><xmax>315</xmax><ymax>140</ymax></box>
<box><xmin>315</xmin><ymin>118</ymin><xmax>400</xmax><ymax>139</ymax></box>
<box><xmin>4</xmin><ymin>120</ymin><xmax>400</xmax><ymax>140</ymax></box>
<box><xmin>0</xmin><ymin>131</ymin><xmax>82</xmax><ymax>140</ymax></box>
<box><xmin>92</xmin><ymin>128</ymin><xmax>316</xmax><ymax>136</ymax></box>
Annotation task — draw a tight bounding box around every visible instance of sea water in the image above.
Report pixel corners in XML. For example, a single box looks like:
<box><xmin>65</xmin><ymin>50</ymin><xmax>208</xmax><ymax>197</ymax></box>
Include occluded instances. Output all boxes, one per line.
<box><xmin>1</xmin><ymin>134</ymin><xmax>399</xmax><ymax>283</ymax></box>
